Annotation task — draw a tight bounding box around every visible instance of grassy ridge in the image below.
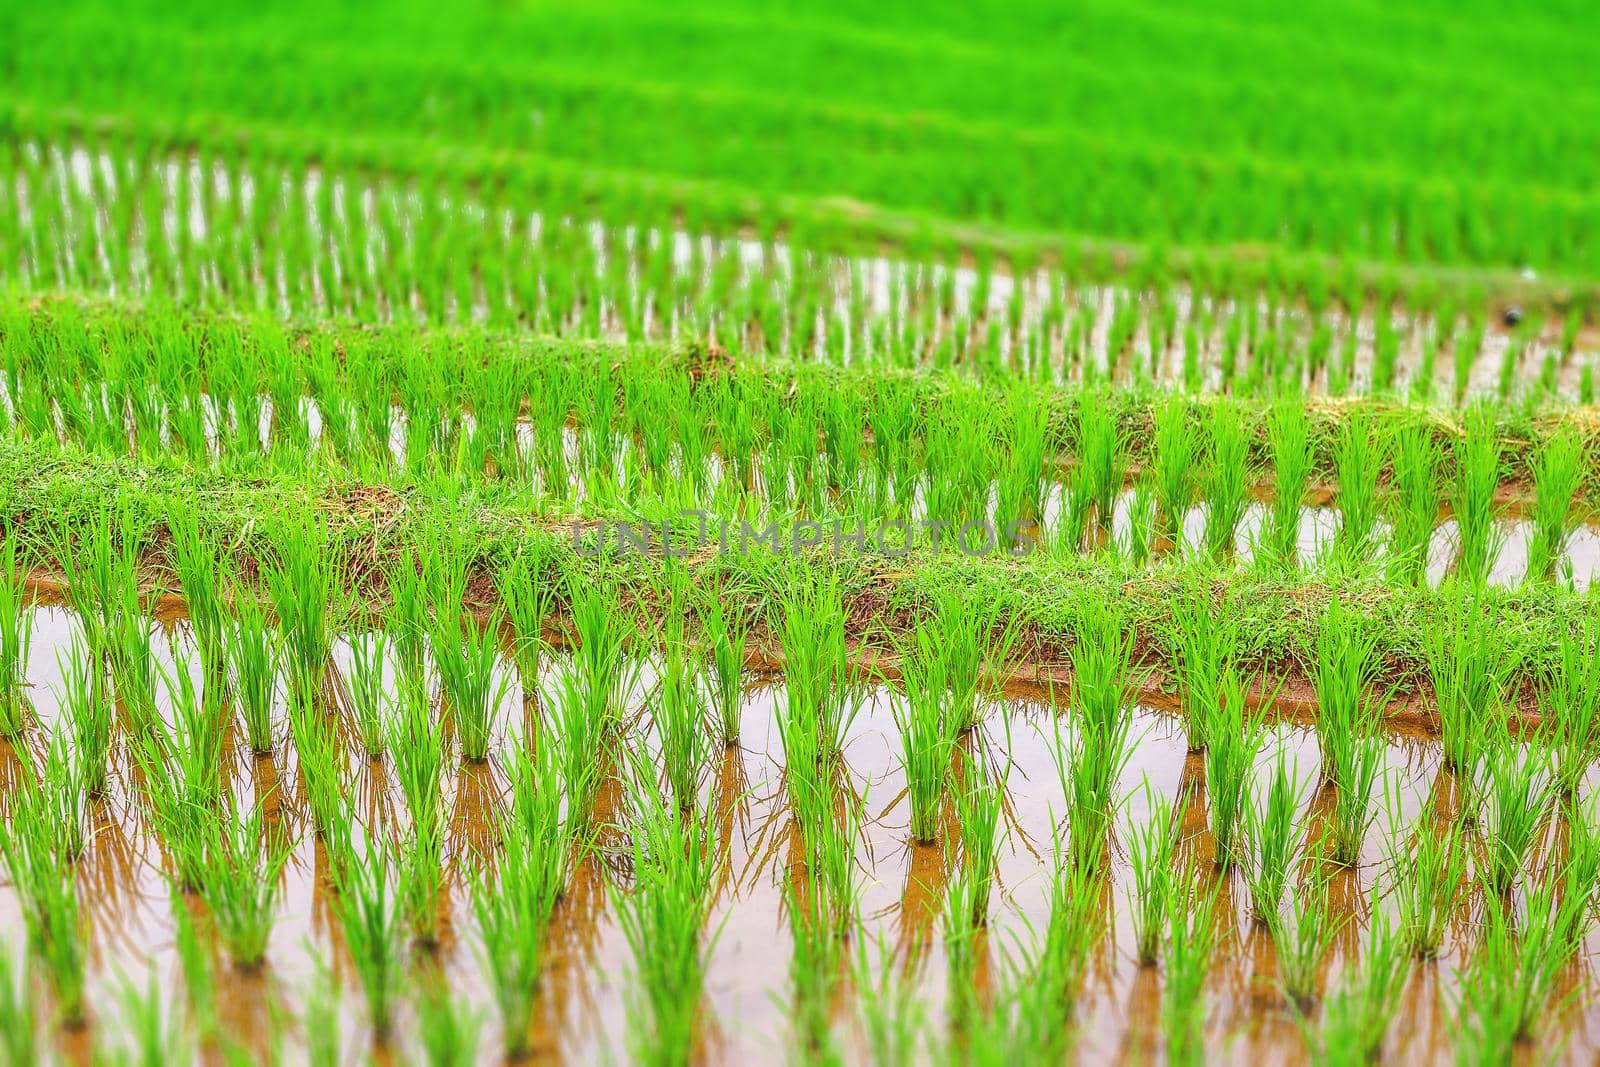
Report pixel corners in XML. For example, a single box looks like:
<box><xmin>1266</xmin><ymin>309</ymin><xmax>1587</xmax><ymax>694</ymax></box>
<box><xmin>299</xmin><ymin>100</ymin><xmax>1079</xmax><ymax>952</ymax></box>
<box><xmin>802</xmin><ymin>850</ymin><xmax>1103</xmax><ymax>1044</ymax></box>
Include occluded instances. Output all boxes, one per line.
<box><xmin>1</xmin><ymin>433</ymin><xmax>1588</xmax><ymax>715</ymax></box>
<box><xmin>5</xmin><ymin>297</ymin><xmax>1597</xmax><ymax>510</ymax></box>
<box><xmin>9</xmin><ymin>0</ymin><xmax>1600</xmax><ymax>292</ymax></box>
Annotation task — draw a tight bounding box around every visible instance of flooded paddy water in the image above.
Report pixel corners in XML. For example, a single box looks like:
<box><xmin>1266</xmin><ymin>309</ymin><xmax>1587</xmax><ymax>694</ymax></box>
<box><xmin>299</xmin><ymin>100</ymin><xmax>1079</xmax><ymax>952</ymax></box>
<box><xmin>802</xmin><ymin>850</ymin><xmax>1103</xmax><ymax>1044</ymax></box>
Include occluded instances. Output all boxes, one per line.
<box><xmin>6</xmin><ymin>596</ymin><xmax>1599</xmax><ymax>1064</ymax></box>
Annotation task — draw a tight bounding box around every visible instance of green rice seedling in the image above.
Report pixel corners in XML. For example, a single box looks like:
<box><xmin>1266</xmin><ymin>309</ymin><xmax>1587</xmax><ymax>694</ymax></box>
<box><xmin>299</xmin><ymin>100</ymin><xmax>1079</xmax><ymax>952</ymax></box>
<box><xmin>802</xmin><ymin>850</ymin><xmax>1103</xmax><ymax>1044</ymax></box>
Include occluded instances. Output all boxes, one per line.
<box><xmin>1333</xmin><ymin>414</ymin><xmax>1386</xmax><ymax>564</ymax></box>
<box><xmin>169</xmin><ymin>515</ymin><xmax>229</xmax><ymax>684</ymax></box>
<box><xmin>136</xmin><ymin>649</ymin><xmax>228</xmax><ymax>886</ymax></box>
<box><xmin>109</xmin><ymin>585</ymin><xmax>159</xmax><ymax>738</ymax></box>
<box><xmin>940</xmin><ymin>589</ymin><xmax>1020</xmax><ymax>736</ymax></box>
<box><xmin>1170</xmin><ymin>592</ymin><xmax>1236</xmax><ymax>752</ymax></box>
<box><xmin>1477</xmin><ymin>723</ymin><xmax>1552</xmax><ymax>898</ymax></box>
<box><xmin>953</xmin><ymin>746</ymin><xmax>1006</xmax><ymax>925</ymax></box>
<box><xmin>1424</xmin><ymin>593</ymin><xmax>1511</xmax><ymax>774</ymax></box>
<box><xmin>330</xmin><ymin>830</ymin><xmax>403</xmax><ymax>1037</ymax></box>
<box><xmin>1203</xmin><ymin>399</ymin><xmax>1254</xmax><ymax>560</ymax></box>
<box><xmin>228</xmin><ymin>587</ymin><xmax>280</xmax><ymax>753</ymax></box>
<box><xmin>1326</xmin><ymin>729</ymin><xmax>1386</xmax><ymax>868</ymax></box>
<box><xmin>1263</xmin><ymin>400</ymin><xmax>1312</xmax><ymax>568</ymax></box>
<box><xmin>497</xmin><ymin>545</ymin><xmax>554</xmax><ymax>691</ymax></box>
<box><xmin>1544</xmin><ymin>609</ymin><xmax>1600</xmax><ymax>797</ymax></box>
<box><xmin>0</xmin><ymin>940</ymin><xmax>36</xmax><ymax>1065</ymax></box>
<box><xmin>1384</xmin><ymin>794</ymin><xmax>1466</xmax><ymax>959</ymax></box>
<box><xmin>1064</xmin><ymin>389</ymin><xmax>1123</xmax><ymax>547</ymax></box>
<box><xmin>414</xmin><ymin>981</ymin><xmax>482</xmax><ymax>1067</ymax></box>
<box><xmin>1020</xmin><ymin>840</ymin><xmax>1109</xmax><ymax>1043</ymax></box>
<box><xmin>431</xmin><ymin>608</ymin><xmax>512</xmax><ymax>763</ymax></box>
<box><xmin>396</xmin><ymin>815</ymin><xmax>446</xmax><ymax>949</ymax></box>
<box><xmin>197</xmin><ymin>805</ymin><xmax>291</xmax><ymax>969</ymax></box>
<box><xmin>1270</xmin><ymin>869</ymin><xmax>1341</xmax><ymax>1012</ymax></box>
<box><xmin>1529</xmin><ymin>425</ymin><xmax>1584</xmax><ymax>580</ymax></box>
<box><xmin>386</xmin><ymin>550</ymin><xmax>430</xmax><ymax>688</ymax></box>
<box><xmin>1243</xmin><ymin>749</ymin><xmax>1306</xmax><ymax>922</ymax></box>
<box><xmin>1387</xmin><ymin>422</ymin><xmax>1441</xmax><ymax>585</ymax></box>
<box><xmin>1161</xmin><ymin>862</ymin><xmax>1219</xmax><ymax>1067</ymax></box>
<box><xmin>345</xmin><ymin>627</ymin><xmax>391</xmax><ymax>758</ymax></box>
<box><xmin>1310</xmin><ymin>598</ymin><xmax>1383</xmax><ymax>768</ymax></box>
<box><xmin>287</xmin><ymin>680</ymin><xmax>349</xmax><ymax>845</ymax></box>
<box><xmin>389</xmin><ymin>673</ymin><xmax>446</xmax><ymax>836</ymax></box>
<box><xmin>855</xmin><ymin>931</ymin><xmax>924</xmax><ymax>1067</ymax></box>
<box><xmin>1125</xmin><ymin>476</ymin><xmax>1158</xmax><ymax>565</ymax></box>
<box><xmin>699</xmin><ymin>587</ymin><xmax>749</xmax><ymax>746</ymax></box>
<box><xmin>57</xmin><ymin>633</ymin><xmax>112</xmax><ymax>796</ymax></box>
<box><xmin>1128</xmin><ymin>790</ymin><xmax>1182</xmax><ymax>965</ymax></box>
<box><xmin>473</xmin><ymin>760</ymin><xmax>568</xmax><ymax>1059</ymax></box>
<box><xmin>550</xmin><ymin>646</ymin><xmax>622</xmax><ymax>835</ymax></box>
<box><xmin>567</xmin><ymin>581</ymin><xmax>641</xmax><ymax>732</ymax></box>
<box><xmin>895</xmin><ymin>627</ymin><xmax>956</xmax><ymax>844</ymax></box>
<box><xmin>613</xmin><ymin>752</ymin><xmax>720</xmax><ymax>1067</ymax></box>
<box><xmin>264</xmin><ymin>516</ymin><xmax>340</xmax><ymax>702</ymax></box>
<box><xmin>0</xmin><ymin>532</ymin><xmax>33</xmax><ymax>736</ymax></box>
<box><xmin>653</xmin><ymin>620</ymin><xmax>711</xmax><ymax>811</ymax></box>
<box><xmin>1053</xmin><ymin>597</ymin><xmax>1137</xmax><ymax>867</ymax></box>
<box><xmin>1312</xmin><ymin>906</ymin><xmax>1408</xmax><ymax>1063</ymax></box>
<box><xmin>776</xmin><ymin>576</ymin><xmax>858</xmax><ymax>769</ymax></box>
<box><xmin>1151</xmin><ymin>394</ymin><xmax>1199</xmax><ymax>543</ymax></box>
<box><xmin>784</xmin><ymin>868</ymin><xmax>847</xmax><ymax>1060</ymax></box>
<box><xmin>1454</xmin><ymin>892</ymin><xmax>1571</xmax><ymax>1063</ymax></box>
<box><xmin>1450</xmin><ymin>404</ymin><xmax>1503</xmax><ymax>587</ymax></box>
<box><xmin>1204</xmin><ymin>666</ymin><xmax>1267</xmax><ymax>870</ymax></box>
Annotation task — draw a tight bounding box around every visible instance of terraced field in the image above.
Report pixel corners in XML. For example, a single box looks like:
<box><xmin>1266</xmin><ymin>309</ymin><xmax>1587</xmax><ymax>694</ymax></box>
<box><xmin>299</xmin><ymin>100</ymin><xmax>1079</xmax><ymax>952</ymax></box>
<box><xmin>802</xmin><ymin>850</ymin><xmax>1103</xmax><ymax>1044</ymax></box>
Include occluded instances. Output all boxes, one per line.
<box><xmin>3</xmin><ymin>2</ymin><xmax>1600</xmax><ymax>1064</ymax></box>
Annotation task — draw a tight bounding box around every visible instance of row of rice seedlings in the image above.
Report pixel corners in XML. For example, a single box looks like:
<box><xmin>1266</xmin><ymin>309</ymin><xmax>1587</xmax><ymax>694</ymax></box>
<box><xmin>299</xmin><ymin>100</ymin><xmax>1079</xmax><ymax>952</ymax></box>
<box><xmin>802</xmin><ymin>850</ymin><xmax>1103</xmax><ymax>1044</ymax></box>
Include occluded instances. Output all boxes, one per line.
<box><xmin>11</xmin><ymin>299</ymin><xmax>1589</xmax><ymax>570</ymax></box>
<box><xmin>12</xmin><ymin>132</ymin><xmax>1548</xmax><ymax>391</ymax></box>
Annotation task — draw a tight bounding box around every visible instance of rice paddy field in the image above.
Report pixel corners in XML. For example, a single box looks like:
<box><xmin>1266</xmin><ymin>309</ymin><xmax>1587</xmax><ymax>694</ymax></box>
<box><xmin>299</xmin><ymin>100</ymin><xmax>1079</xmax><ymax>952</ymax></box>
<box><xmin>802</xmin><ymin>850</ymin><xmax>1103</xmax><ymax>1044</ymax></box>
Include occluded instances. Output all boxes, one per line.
<box><xmin>5</xmin><ymin>1</ymin><xmax>1600</xmax><ymax>1064</ymax></box>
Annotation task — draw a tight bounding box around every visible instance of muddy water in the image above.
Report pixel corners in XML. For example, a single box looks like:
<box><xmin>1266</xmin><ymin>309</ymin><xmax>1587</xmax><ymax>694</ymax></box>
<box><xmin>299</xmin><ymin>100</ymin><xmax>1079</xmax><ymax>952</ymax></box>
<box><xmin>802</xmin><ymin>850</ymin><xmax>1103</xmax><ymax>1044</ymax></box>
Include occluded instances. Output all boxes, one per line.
<box><xmin>6</xmin><ymin>607</ymin><xmax>1599</xmax><ymax>1063</ymax></box>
